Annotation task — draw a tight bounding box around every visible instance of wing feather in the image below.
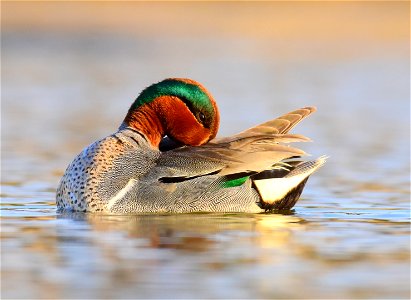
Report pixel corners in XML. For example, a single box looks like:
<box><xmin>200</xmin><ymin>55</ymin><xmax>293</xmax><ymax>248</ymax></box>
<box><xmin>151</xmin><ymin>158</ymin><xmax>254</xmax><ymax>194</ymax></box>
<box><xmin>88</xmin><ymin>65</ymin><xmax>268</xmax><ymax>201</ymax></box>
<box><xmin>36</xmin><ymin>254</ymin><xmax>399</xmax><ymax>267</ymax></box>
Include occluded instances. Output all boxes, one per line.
<box><xmin>155</xmin><ymin>107</ymin><xmax>316</xmax><ymax>180</ymax></box>
<box><xmin>214</xmin><ymin>107</ymin><xmax>316</xmax><ymax>143</ymax></box>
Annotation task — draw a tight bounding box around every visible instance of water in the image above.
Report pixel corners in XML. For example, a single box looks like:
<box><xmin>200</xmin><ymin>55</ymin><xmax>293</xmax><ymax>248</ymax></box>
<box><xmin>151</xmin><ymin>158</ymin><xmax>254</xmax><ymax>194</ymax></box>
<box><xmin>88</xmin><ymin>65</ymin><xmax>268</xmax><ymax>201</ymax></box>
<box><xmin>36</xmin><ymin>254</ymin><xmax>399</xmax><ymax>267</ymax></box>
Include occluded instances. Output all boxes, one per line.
<box><xmin>1</xmin><ymin>2</ymin><xmax>410</xmax><ymax>299</ymax></box>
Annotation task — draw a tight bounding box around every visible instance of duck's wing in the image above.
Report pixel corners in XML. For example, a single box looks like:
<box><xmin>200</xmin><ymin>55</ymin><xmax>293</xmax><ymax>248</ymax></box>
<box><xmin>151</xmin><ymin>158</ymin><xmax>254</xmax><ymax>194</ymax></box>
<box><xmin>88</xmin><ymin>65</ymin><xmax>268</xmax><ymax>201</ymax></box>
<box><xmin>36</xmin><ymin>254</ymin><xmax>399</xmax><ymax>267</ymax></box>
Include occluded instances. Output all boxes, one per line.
<box><xmin>214</xmin><ymin>106</ymin><xmax>316</xmax><ymax>143</ymax></box>
<box><xmin>156</xmin><ymin>107</ymin><xmax>316</xmax><ymax>180</ymax></box>
<box><xmin>156</xmin><ymin>134</ymin><xmax>307</xmax><ymax>180</ymax></box>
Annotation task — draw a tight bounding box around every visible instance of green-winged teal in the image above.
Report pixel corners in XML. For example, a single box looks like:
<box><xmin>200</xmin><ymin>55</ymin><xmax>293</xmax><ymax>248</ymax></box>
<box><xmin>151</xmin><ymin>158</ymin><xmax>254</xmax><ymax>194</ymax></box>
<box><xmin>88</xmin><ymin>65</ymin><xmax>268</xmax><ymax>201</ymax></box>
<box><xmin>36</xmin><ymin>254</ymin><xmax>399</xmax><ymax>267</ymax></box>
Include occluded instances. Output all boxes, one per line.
<box><xmin>56</xmin><ymin>78</ymin><xmax>326</xmax><ymax>213</ymax></box>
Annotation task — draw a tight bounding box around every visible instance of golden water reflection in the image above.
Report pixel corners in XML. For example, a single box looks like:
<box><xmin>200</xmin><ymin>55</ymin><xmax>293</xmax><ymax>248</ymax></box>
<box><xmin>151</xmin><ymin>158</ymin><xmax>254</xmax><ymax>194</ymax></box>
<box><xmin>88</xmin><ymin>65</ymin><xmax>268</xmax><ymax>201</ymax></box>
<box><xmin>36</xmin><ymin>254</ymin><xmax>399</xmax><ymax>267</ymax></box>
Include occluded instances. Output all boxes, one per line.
<box><xmin>2</xmin><ymin>212</ymin><xmax>409</xmax><ymax>298</ymax></box>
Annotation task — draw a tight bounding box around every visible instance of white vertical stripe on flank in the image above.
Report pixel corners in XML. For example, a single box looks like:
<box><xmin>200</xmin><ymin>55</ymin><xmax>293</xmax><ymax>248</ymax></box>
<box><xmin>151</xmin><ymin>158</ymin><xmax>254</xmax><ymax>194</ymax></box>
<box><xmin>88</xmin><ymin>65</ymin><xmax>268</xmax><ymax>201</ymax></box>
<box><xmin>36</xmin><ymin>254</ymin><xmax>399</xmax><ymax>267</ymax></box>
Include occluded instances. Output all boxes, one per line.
<box><xmin>107</xmin><ymin>178</ymin><xmax>137</xmax><ymax>211</ymax></box>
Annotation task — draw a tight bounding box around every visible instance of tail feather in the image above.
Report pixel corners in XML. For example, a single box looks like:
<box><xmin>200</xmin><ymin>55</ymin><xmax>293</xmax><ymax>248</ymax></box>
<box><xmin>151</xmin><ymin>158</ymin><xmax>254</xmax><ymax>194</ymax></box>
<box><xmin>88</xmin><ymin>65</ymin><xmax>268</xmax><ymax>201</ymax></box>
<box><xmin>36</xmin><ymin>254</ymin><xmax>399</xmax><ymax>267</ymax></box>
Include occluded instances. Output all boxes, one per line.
<box><xmin>253</xmin><ymin>156</ymin><xmax>327</xmax><ymax>210</ymax></box>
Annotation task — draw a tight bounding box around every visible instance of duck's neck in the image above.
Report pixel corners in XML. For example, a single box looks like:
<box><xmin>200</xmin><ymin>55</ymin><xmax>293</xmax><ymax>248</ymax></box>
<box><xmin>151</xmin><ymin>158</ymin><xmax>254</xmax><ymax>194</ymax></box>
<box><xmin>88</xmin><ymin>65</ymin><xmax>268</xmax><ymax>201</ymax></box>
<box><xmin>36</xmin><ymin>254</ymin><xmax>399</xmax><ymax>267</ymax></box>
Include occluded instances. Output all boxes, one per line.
<box><xmin>122</xmin><ymin>103</ymin><xmax>165</xmax><ymax>147</ymax></box>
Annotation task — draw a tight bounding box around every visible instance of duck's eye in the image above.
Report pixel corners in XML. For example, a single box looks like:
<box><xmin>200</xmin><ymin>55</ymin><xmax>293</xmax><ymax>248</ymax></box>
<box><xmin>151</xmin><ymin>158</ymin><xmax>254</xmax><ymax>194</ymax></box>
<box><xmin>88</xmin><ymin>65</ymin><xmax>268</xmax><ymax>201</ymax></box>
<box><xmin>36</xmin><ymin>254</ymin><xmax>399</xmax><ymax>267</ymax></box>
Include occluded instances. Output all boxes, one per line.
<box><xmin>198</xmin><ymin>112</ymin><xmax>206</xmax><ymax>123</ymax></box>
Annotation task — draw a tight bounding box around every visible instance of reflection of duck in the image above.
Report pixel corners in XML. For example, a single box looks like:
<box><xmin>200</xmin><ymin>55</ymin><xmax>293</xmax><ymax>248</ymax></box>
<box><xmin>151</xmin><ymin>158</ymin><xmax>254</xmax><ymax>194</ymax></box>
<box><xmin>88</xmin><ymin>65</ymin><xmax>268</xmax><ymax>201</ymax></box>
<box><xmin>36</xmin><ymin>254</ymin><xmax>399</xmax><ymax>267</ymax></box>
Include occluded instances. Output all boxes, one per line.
<box><xmin>56</xmin><ymin>78</ymin><xmax>326</xmax><ymax>213</ymax></box>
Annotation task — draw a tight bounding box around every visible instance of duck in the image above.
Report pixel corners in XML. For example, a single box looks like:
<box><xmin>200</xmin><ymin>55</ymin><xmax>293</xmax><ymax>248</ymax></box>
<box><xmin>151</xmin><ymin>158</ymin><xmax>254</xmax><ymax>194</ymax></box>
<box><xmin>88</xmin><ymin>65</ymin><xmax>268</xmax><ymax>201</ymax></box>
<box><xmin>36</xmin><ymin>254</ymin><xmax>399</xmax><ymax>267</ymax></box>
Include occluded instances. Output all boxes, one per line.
<box><xmin>56</xmin><ymin>78</ymin><xmax>326</xmax><ymax>213</ymax></box>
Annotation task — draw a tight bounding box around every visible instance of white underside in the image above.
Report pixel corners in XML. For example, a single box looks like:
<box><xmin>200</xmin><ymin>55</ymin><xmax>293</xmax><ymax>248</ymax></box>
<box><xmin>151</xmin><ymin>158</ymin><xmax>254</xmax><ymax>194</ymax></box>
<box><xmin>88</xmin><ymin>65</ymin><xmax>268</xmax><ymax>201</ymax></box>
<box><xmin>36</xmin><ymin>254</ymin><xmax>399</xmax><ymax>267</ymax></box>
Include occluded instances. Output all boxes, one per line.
<box><xmin>107</xmin><ymin>178</ymin><xmax>137</xmax><ymax>211</ymax></box>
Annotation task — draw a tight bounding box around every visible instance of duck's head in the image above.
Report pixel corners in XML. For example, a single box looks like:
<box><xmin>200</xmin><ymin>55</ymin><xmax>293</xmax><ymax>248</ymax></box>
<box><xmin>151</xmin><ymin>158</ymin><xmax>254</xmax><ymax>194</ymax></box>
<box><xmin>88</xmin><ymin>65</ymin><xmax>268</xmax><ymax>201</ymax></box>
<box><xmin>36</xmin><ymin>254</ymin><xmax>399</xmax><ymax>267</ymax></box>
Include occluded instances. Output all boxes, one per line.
<box><xmin>122</xmin><ymin>78</ymin><xmax>220</xmax><ymax>147</ymax></box>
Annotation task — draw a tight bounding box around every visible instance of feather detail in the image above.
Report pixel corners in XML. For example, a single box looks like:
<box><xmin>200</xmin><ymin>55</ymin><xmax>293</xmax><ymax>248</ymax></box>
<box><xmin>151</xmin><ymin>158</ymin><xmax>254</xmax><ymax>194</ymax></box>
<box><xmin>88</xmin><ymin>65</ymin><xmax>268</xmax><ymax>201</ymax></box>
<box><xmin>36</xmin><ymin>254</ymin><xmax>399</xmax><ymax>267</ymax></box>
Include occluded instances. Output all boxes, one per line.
<box><xmin>156</xmin><ymin>107</ymin><xmax>317</xmax><ymax>180</ymax></box>
<box><xmin>214</xmin><ymin>107</ymin><xmax>316</xmax><ymax>143</ymax></box>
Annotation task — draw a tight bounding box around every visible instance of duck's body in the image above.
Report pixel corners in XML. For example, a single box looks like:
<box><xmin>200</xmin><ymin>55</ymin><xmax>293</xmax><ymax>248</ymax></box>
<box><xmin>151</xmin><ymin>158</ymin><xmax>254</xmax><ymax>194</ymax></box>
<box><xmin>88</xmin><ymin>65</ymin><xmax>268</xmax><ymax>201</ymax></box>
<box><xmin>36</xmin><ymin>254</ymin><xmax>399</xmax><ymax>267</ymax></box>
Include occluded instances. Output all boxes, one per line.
<box><xmin>57</xmin><ymin>78</ymin><xmax>325</xmax><ymax>213</ymax></box>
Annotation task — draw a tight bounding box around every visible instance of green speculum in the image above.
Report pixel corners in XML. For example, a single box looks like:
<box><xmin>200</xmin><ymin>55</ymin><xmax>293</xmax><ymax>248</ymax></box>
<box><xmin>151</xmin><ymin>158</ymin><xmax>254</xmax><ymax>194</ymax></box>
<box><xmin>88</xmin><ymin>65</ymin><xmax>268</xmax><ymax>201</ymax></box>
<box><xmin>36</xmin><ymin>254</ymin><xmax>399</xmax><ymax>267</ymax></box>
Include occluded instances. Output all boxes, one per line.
<box><xmin>221</xmin><ymin>176</ymin><xmax>250</xmax><ymax>188</ymax></box>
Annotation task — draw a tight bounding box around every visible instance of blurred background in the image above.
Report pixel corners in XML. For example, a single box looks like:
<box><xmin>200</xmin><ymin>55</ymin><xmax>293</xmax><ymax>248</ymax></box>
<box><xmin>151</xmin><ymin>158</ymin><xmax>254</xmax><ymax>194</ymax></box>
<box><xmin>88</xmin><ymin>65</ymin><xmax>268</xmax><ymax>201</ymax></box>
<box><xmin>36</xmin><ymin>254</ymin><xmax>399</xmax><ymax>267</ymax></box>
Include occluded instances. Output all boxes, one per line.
<box><xmin>1</xmin><ymin>1</ymin><xmax>410</xmax><ymax>299</ymax></box>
